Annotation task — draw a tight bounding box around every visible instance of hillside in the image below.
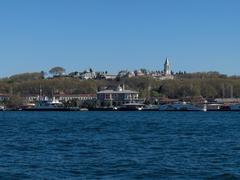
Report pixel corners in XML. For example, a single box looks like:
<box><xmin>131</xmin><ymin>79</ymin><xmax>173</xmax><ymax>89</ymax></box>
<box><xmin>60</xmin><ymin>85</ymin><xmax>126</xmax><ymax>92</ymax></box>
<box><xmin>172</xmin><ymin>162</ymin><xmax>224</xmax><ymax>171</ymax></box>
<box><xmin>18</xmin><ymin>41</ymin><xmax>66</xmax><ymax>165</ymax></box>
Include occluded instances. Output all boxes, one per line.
<box><xmin>0</xmin><ymin>71</ymin><xmax>240</xmax><ymax>100</ymax></box>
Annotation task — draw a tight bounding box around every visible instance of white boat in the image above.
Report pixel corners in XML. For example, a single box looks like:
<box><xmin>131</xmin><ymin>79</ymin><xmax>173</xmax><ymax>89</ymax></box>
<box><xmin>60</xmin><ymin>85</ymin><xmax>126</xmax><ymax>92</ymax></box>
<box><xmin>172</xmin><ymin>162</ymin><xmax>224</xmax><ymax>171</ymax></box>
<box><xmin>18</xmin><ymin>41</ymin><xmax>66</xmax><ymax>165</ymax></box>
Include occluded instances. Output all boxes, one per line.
<box><xmin>118</xmin><ymin>103</ymin><xmax>144</xmax><ymax>111</ymax></box>
<box><xmin>0</xmin><ymin>106</ymin><xmax>5</xmax><ymax>111</ymax></box>
<box><xmin>159</xmin><ymin>102</ymin><xmax>206</xmax><ymax>111</ymax></box>
<box><xmin>142</xmin><ymin>104</ymin><xmax>159</xmax><ymax>111</ymax></box>
<box><xmin>23</xmin><ymin>97</ymin><xmax>78</xmax><ymax>111</ymax></box>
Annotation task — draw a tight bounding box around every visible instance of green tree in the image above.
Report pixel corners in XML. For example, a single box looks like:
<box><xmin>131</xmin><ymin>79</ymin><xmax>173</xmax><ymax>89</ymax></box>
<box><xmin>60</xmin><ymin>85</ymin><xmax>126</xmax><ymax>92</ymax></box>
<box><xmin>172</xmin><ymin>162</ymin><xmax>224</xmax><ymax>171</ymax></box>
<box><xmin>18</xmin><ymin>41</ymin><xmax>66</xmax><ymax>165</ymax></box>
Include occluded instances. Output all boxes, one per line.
<box><xmin>49</xmin><ymin>67</ymin><xmax>66</xmax><ymax>76</ymax></box>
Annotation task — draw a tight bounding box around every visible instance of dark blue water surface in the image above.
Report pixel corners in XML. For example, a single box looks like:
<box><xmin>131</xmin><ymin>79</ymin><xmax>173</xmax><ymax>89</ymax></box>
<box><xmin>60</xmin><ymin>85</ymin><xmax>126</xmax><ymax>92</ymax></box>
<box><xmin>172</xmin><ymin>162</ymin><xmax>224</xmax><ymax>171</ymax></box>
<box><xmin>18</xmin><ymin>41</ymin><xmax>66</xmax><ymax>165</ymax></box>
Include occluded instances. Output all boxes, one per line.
<box><xmin>0</xmin><ymin>112</ymin><xmax>240</xmax><ymax>179</ymax></box>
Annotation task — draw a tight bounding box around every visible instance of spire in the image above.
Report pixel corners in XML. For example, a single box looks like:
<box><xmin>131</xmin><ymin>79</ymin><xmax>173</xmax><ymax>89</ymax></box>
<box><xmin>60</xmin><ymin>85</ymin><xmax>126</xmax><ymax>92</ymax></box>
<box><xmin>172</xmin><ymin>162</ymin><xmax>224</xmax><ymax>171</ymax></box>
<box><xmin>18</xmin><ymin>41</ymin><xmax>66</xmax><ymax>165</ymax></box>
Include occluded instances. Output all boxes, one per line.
<box><xmin>164</xmin><ymin>57</ymin><xmax>171</xmax><ymax>75</ymax></box>
<box><xmin>165</xmin><ymin>57</ymin><xmax>170</xmax><ymax>65</ymax></box>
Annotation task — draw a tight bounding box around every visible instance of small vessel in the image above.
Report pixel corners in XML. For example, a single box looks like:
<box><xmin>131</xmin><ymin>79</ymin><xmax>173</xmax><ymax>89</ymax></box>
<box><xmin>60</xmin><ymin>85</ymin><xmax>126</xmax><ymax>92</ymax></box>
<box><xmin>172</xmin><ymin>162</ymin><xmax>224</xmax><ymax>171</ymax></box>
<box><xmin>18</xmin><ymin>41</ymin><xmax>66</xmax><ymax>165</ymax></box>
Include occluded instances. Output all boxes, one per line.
<box><xmin>159</xmin><ymin>102</ymin><xmax>206</xmax><ymax>111</ymax></box>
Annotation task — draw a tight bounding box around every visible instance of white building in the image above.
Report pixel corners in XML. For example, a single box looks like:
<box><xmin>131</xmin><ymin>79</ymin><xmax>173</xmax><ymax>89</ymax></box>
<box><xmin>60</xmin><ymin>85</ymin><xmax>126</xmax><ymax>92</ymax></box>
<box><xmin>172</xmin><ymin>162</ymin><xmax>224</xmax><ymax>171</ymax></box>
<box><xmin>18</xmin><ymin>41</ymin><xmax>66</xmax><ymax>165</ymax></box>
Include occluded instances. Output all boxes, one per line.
<box><xmin>97</xmin><ymin>85</ymin><xmax>139</xmax><ymax>106</ymax></box>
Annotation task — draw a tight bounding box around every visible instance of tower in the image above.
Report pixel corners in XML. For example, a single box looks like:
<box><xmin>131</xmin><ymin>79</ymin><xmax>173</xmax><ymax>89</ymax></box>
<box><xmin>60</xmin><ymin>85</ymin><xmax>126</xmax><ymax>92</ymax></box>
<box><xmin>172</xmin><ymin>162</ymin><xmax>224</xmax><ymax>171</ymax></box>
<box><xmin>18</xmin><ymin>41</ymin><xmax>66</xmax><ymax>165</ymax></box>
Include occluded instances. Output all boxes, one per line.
<box><xmin>164</xmin><ymin>57</ymin><xmax>171</xmax><ymax>75</ymax></box>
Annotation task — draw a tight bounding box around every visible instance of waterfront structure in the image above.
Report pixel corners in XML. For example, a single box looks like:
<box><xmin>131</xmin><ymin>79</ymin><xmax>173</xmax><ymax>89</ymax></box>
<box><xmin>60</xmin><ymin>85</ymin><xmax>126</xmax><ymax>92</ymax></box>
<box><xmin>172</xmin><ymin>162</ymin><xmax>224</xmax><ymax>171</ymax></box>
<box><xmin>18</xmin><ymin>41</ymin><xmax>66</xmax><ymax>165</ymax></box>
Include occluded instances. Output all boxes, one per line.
<box><xmin>55</xmin><ymin>94</ymin><xmax>97</xmax><ymax>102</ymax></box>
<box><xmin>23</xmin><ymin>94</ymin><xmax>96</xmax><ymax>104</ymax></box>
<box><xmin>97</xmin><ymin>85</ymin><xmax>139</xmax><ymax>106</ymax></box>
<box><xmin>214</xmin><ymin>98</ymin><xmax>240</xmax><ymax>104</ymax></box>
<box><xmin>0</xmin><ymin>94</ymin><xmax>10</xmax><ymax>102</ymax></box>
<box><xmin>24</xmin><ymin>95</ymin><xmax>39</xmax><ymax>103</ymax></box>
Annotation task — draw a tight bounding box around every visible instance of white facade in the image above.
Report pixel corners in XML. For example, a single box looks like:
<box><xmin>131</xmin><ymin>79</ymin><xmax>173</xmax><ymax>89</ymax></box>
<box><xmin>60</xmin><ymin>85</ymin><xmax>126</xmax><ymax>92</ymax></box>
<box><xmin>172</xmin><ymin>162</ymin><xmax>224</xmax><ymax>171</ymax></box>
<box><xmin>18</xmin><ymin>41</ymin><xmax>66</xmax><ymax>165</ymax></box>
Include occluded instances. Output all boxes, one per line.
<box><xmin>97</xmin><ymin>88</ymin><xmax>139</xmax><ymax>105</ymax></box>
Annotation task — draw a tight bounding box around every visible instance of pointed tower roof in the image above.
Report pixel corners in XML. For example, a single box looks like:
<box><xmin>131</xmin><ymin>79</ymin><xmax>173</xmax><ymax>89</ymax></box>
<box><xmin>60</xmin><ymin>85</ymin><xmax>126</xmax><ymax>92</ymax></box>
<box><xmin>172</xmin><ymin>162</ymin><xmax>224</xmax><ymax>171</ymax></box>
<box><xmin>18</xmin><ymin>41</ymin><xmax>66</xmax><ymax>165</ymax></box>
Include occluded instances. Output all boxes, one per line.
<box><xmin>165</xmin><ymin>57</ymin><xmax>170</xmax><ymax>65</ymax></box>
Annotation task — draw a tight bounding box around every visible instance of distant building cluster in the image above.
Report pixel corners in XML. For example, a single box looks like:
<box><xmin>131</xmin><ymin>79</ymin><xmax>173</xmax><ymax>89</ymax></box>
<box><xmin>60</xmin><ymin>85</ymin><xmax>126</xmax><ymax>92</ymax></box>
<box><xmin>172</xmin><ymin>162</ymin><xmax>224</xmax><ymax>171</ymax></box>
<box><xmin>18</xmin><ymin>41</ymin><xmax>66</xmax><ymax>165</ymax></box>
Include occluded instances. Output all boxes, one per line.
<box><xmin>52</xmin><ymin>58</ymin><xmax>174</xmax><ymax>80</ymax></box>
<box><xmin>0</xmin><ymin>58</ymin><xmax>174</xmax><ymax>109</ymax></box>
<box><xmin>116</xmin><ymin>58</ymin><xmax>174</xmax><ymax>80</ymax></box>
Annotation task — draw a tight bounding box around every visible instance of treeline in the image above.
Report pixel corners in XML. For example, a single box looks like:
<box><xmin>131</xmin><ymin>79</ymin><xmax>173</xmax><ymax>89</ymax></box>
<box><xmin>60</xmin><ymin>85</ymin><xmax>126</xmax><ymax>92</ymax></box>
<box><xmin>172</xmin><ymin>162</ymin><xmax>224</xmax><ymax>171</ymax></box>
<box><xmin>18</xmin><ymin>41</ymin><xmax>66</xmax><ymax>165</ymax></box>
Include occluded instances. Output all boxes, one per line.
<box><xmin>1</xmin><ymin>71</ymin><xmax>240</xmax><ymax>99</ymax></box>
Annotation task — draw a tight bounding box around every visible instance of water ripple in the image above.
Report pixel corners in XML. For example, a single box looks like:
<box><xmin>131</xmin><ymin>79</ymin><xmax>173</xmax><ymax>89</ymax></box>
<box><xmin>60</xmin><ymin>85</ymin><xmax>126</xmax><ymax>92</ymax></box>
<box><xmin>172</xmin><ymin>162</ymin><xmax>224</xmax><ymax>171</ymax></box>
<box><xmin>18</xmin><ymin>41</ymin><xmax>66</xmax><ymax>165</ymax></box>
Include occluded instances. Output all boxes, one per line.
<box><xmin>0</xmin><ymin>111</ymin><xmax>240</xmax><ymax>179</ymax></box>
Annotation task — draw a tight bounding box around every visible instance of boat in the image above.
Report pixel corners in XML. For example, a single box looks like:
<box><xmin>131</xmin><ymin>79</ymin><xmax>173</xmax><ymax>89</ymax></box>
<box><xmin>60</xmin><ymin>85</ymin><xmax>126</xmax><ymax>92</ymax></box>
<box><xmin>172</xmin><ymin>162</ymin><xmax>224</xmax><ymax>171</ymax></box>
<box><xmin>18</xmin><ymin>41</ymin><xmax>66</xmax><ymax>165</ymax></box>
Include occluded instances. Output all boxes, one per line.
<box><xmin>206</xmin><ymin>103</ymin><xmax>231</xmax><ymax>111</ymax></box>
<box><xmin>22</xmin><ymin>97</ymin><xmax>79</xmax><ymax>111</ymax></box>
<box><xmin>79</xmin><ymin>108</ymin><xmax>89</xmax><ymax>111</ymax></box>
<box><xmin>206</xmin><ymin>103</ymin><xmax>222</xmax><ymax>111</ymax></box>
<box><xmin>118</xmin><ymin>103</ymin><xmax>144</xmax><ymax>111</ymax></box>
<box><xmin>159</xmin><ymin>102</ymin><xmax>206</xmax><ymax>111</ymax></box>
<box><xmin>142</xmin><ymin>104</ymin><xmax>159</xmax><ymax>111</ymax></box>
<box><xmin>89</xmin><ymin>107</ymin><xmax>118</xmax><ymax>111</ymax></box>
<box><xmin>0</xmin><ymin>106</ymin><xmax>5</xmax><ymax>111</ymax></box>
<box><xmin>229</xmin><ymin>104</ymin><xmax>240</xmax><ymax>111</ymax></box>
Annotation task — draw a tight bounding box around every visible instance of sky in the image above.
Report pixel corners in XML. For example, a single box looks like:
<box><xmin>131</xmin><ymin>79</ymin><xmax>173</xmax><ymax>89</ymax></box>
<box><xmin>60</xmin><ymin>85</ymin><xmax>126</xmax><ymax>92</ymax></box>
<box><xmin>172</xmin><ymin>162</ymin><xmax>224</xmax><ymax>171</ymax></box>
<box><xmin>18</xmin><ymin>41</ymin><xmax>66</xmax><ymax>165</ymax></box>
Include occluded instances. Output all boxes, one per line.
<box><xmin>0</xmin><ymin>0</ymin><xmax>240</xmax><ymax>77</ymax></box>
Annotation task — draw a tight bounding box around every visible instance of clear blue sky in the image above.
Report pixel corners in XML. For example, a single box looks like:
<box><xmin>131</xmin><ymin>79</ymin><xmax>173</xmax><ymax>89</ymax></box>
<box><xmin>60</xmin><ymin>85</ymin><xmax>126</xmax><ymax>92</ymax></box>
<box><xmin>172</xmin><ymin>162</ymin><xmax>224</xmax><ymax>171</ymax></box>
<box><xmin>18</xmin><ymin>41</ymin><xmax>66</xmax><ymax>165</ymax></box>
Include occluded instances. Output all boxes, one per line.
<box><xmin>0</xmin><ymin>0</ymin><xmax>239</xmax><ymax>77</ymax></box>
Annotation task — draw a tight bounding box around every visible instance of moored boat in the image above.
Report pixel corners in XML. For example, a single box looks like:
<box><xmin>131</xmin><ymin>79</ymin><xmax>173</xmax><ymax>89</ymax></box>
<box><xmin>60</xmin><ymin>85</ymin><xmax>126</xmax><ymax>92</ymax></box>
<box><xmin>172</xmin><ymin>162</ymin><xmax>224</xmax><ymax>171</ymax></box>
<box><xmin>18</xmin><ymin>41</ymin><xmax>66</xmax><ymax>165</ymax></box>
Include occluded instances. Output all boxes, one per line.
<box><xmin>89</xmin><ymin>107</ymin><xmax>118</xmax><ymax>111</ymax></box>
<box><xmin>142</xmin><ymin>104</ymin><xmax>159</xmax><ymax>111</ymax></box>
<box><xmin>0</xmin><ymin>106</ymin><xmax>5</xmax><ymax>111</ymax></box>
<box><xmin>159</xmin><ymin>102</ymin><xmax>206</xmax><ymax>111</ymax></box>
<box><xmin>229</xmin><ymin>104</ymin><xmax>240</xmax><ymax>111</ymax></box>
<box><xmin>118</xmin><ymin>103</ymin><xmax>144</xmax><ymax>111</ymax></box>
<box><xmin>22</xmin><ymin>98</ymin><xmax>79</xmax><ymax>111</ymax></box>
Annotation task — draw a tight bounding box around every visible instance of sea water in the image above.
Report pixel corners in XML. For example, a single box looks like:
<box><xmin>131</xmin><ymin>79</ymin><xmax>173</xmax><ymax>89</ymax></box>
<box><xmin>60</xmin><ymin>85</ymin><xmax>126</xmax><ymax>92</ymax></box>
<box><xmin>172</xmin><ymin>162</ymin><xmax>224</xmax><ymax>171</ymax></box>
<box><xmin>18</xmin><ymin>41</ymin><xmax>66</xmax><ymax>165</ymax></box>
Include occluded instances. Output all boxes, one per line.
<box><xmin>0</xmin><ymin>111</ymin><xmax>240</xmax><ymax>179</ymax></box>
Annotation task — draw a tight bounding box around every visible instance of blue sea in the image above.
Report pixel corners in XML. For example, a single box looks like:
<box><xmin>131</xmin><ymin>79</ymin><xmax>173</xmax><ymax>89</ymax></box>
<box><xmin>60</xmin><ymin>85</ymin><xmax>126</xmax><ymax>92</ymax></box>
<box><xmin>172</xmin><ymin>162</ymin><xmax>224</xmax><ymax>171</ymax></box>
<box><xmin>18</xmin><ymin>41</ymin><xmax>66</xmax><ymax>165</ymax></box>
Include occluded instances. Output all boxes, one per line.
<box><xmin>0</xmin><ymin>112</ymin><xmax>240</xmax><ymax>179</ymax></box>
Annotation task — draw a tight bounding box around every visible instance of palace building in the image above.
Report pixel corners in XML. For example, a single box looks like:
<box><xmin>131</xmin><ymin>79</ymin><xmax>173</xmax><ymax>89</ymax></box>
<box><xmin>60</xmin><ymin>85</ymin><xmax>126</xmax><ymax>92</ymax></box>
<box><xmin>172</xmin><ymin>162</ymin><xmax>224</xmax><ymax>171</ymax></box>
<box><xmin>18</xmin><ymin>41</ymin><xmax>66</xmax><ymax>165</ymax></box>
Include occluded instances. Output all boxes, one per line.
<box><xmin>97</xmin><ymin>85</ymin><xmax>139</xmax><ymax>106</ymax></box>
